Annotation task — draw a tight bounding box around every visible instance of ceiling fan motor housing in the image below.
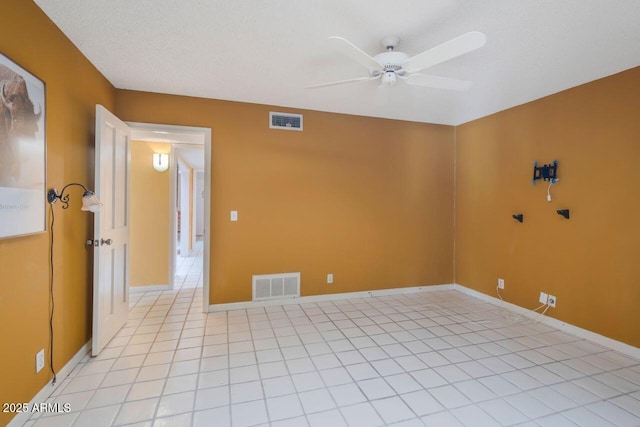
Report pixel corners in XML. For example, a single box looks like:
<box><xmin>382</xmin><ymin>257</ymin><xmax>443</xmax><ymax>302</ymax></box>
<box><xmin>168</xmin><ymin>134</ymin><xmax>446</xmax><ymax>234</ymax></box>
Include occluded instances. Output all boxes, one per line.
<box><xmin>372</xmin><ymin>51</ymin><xmax>409</xmax><ymax>76</ymax></box>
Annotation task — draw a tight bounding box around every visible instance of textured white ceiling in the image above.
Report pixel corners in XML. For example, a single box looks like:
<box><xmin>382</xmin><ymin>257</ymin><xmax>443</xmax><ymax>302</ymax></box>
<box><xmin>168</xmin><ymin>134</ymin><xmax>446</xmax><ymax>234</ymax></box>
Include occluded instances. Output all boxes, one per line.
<box><xmin>34</xmin><ymin>0</ymin><xmax>640</xmax><ymax>125</ymax></box>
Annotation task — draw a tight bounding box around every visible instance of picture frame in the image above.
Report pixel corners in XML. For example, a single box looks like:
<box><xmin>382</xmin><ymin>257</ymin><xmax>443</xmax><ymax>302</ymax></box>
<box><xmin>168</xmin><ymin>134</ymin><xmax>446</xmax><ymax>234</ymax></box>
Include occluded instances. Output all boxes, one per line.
<box><xmin>0</xmin><ymin>52</ymin><xmax>46</xmax><ymax>239</ymax></box>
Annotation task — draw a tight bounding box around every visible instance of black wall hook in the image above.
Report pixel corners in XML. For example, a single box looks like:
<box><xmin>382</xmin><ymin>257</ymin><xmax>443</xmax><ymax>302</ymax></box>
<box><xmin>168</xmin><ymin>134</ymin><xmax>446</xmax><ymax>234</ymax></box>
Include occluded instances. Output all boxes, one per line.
<box><xmin>557</xmin><ymin>209</ymin><xmax>570</xmax><ymax>219</ymax></box>
<box><xmin>512</xmin><ymin>214</ymin><xmax>524</xmax><ymax>223</ymax></box>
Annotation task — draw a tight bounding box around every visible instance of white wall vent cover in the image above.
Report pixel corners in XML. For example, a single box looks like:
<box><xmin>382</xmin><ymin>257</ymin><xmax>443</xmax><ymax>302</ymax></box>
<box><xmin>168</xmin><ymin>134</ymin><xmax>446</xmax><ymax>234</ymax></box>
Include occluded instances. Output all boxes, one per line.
<box><xmin>253</xmin><ymin>272</ymin><xmax>300</xmax><ymax>301</ymax></box>
<box><xmin>269</xmin><ymin>112</ymin><xmax>303</xmax><ymax>131</ymax></box>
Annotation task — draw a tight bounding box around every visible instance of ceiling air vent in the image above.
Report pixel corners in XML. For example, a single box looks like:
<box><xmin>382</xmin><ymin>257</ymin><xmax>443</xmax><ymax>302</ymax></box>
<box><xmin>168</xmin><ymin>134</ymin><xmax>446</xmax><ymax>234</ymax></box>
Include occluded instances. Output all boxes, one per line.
<box><xmin>270</xmin><ymin>112</ymin><xmax>303</xmax><ymax>131</ymax></box>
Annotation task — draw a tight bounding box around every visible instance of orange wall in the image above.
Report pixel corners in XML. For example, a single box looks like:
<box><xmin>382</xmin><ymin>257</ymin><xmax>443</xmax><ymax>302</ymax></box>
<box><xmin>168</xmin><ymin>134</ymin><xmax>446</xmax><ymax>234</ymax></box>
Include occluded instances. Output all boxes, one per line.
<box><xmin>455</xmin><ymin>66</ymin><xmax>640</xmax><ymax>347</ymax></box>
<box><xmin>0</xmin><ymin>1</ymin><xmax>115</xmax><ymax>424</ymax></box>
<box><xmin>115</xmin><ymin>92</ymin><xmax>456</xmax><ymax>304</ymax></box>
<box><xmin>129</xmin><ymin>141</ymin><xmax>171</xmax><ymax>287</ymax></box>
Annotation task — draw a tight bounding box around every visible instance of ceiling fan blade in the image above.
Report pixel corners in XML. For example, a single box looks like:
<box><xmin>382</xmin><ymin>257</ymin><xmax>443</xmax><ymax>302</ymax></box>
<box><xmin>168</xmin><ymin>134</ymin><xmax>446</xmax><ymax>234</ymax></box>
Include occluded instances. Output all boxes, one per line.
<box><xmin>328</xmin><ymin>36</ymin><xmax>383</xmax><ymax>72</ymax></box>
<box><xmin>403</xmin><ymin>31</ymin><xmax>486</xmax><ymax>73</ymax></box>
<box><xmin>306</xmin><ymin>75</ymin><xmax>380</xmax><ymax>89</ymax></box>
<box><xmin>406</xmin><ymin>74</ymin><xmax>473</xmax><ymax>90</ymax></box>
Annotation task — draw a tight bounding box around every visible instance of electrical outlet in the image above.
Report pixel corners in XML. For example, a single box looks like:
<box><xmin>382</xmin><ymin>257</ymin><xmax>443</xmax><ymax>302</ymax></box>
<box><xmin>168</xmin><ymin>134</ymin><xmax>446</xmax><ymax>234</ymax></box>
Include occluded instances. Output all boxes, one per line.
<box><xmin>497</xmin><ymin>278</ymin><xmax>505</xmax><ymax>289</ymax></box>
<box><xmin>327</xmin><ymin>273</ymin><xmax>333</xmax><ymax>284</ymax></box>
<box><xmin>548</xmin><ymin>295</ymin><xmax>557</xmax><ymax>308</ymax></box>
<box><xmin>230</xmin><ymin>210</ymin><xmax>238</xmax><ymax>222</ymax></box>
<box><xmin>539</xmin><ymin>292</ymin><xmax>548</xmax><ymax>305</ymax></box>
<box><xmin>36</xmin><ymin>349</ymin><xmax>45</xmax><ymax>373</ymax></box>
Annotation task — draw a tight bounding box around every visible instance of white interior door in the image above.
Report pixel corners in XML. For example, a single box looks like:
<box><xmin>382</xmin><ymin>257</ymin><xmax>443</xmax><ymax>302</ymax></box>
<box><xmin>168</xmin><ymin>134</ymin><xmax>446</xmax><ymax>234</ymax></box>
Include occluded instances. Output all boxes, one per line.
<box><xmin>92</xmin><ymin>104</ymin><xmax>130</xmax><ymax>356</ymax></box>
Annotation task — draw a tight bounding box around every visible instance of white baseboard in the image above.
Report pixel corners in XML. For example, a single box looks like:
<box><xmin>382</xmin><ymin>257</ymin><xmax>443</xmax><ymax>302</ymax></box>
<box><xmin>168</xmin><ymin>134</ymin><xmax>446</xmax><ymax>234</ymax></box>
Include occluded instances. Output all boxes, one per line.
<box><xmin>208</xmin><ymin>284</ymin><xmax>455</xmax><ymax>312</ymax></box>
<box><xmin>8</xmin><ymin>340</ymin><xmax>91</xmax><ymax>427</ymax></box>
<box><xmin>453</xmin><ymin>284</ymin><xmax>640</xmax><ymax>360</ymax></box>
<box><xmin>130</xmin><ymin>284</ymin><xmax>170</xmax><ymax>293</ymax></box>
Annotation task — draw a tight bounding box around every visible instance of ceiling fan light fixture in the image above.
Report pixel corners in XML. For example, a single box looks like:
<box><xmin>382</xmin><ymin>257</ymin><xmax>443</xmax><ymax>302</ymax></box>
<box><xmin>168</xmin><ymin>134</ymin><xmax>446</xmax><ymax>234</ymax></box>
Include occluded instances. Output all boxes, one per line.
<box><xmin>382</xmin><ymin>71</ymin><xmax>397</xmax><ymax>86</ymax></box>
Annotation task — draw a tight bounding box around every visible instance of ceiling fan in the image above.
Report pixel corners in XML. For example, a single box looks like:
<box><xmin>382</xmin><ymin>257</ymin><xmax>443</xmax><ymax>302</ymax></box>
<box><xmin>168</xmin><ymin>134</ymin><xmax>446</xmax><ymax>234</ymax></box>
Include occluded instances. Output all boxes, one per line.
<box><xmin>308</xmin><ymin>32</ymin><xmax>486</xmax><ymax>91</ymax></box>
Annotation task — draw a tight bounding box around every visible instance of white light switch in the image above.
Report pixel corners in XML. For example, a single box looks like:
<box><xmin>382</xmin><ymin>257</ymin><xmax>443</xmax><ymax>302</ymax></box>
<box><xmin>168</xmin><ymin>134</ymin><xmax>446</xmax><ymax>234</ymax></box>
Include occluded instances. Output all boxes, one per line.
<box><xmin>230</xmin><ymin>210</ymin><xmax>238</xmax><ymax>222</ymax></box>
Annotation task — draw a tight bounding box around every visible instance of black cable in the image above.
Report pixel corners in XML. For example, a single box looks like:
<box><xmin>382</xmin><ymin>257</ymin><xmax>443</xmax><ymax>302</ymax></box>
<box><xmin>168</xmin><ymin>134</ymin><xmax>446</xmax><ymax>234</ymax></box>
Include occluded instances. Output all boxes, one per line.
<box><xmin>49</xmin><ymin>203</ymin><xmax>57</xmax><ymax>385</ymax></box>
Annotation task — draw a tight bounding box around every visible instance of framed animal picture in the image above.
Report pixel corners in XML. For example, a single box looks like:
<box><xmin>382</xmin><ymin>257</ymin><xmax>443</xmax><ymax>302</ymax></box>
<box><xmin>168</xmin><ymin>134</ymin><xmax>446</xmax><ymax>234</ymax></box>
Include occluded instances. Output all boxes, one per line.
<box><xmin>0</xmin><ymin>52</ymin><xmax>46</xmax><ymax>239</ymax></box>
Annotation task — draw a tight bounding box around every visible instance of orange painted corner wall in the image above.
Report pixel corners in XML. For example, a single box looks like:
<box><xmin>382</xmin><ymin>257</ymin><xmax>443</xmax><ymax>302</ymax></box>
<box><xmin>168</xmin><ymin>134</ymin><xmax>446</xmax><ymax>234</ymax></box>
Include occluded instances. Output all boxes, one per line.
<box><xmin>455</xmin><ymin>66</ymin><xmax>640</xmax><ymax>347</ymax></box>
<box><xmin>129</xmin><ymin>141</ymin><xmax>171</xmax><ymax>287</ymax></box>
<box><xmin>114</xmin><ymin>91</ymin><xmax>455</xmax><ymax>305</ymax></box>
<box><xmin>0</xmin><ymin>1</ymin><xmax>115</xmax><ymax>424</ymax></box>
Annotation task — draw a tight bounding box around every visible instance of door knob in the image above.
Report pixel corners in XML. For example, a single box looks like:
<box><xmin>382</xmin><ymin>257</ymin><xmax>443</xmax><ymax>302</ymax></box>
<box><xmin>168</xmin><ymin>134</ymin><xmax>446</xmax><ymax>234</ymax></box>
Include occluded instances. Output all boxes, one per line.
<box><xmin>100</xmin><ymin>238</ymin><xmax>112</xmax><ymax>246</ymax></box>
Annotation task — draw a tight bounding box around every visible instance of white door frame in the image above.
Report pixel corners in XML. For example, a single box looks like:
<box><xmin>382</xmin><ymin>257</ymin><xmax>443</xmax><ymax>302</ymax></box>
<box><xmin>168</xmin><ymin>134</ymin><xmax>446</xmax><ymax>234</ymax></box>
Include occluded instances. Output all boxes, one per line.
<box><xmin>127</xmin><ymin>122</ymin><xmax>211</xmax><ymax>312</ymax></box>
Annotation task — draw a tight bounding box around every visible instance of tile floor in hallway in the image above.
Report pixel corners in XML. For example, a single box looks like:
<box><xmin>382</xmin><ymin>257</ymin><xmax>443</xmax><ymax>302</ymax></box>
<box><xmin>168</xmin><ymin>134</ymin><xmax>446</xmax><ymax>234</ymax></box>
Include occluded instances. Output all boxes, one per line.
<box><xmin>24</xmin><ymin>256</ymin><xmax>640</xmax><ymax>426</ymax></box>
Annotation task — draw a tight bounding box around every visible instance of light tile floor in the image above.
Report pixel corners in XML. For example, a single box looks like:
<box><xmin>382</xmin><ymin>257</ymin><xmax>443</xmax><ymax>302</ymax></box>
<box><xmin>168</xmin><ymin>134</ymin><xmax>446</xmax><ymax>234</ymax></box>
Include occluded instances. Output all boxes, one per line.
<box><xmin>24</xmin><ymin>252</ymin><xmax>640</xmax><ymax>426</ymax></box>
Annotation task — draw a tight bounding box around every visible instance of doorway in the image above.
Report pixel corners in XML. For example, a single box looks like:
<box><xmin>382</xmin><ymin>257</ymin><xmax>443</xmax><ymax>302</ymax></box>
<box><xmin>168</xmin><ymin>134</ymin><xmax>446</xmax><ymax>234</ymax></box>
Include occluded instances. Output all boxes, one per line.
<box><xmin>175</xmin><ymin>147</ymin><xmax>205</xmax><ymax>290</ymax></box>
<box><xmin>128</xmin><ymin>123</ymin><xmax>211</xmax><ymax>313</ymax></box>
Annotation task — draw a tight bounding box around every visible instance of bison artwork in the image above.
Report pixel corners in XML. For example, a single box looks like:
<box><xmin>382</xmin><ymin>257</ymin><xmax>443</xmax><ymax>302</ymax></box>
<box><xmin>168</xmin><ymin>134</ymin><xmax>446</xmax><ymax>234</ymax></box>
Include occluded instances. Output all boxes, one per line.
<box><xmin>0</xmin><ymin>63</ymin><xmax>42</xmax><ymax>187</ymax></box>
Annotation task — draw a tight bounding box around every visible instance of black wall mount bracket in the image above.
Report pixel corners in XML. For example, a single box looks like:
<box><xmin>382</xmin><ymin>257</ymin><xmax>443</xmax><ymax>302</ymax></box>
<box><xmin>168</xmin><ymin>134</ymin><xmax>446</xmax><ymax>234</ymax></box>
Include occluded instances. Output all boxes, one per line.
<box><xmin>533</xmin><ymin>160</ymin><xmax>558</xmax><ymax>184</ymax></box>
<box><xmin>557</xmin><ymin>209</ymin><xmax>570</xmax><ymax>219</ymax></box>
<box><xmin>512</xmin><ymin>214</ymin><xmax>524</xmax><ymax>223</ymax></box>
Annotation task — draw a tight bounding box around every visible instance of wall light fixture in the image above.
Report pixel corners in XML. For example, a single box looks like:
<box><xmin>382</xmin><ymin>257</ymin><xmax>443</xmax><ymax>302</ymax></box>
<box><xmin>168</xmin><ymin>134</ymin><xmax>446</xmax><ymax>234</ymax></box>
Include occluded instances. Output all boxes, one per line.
<box><xmin>47</xmin><ymin>183</ymin><xmax>103</xmax><ymax>212</ymax></box>
<box><xmin>153</xmin><ymin>152</ymin><xmax>169</xmax><ymax>172</ymax></box>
